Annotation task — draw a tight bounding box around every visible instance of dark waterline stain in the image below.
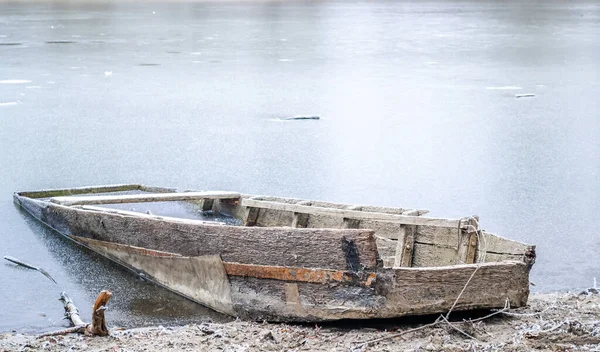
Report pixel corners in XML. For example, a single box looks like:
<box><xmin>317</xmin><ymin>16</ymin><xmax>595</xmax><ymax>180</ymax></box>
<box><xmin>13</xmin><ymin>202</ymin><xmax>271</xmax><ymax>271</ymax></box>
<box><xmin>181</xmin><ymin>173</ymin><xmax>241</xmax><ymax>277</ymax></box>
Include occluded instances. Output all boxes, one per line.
<box><xmin>46</xmin><ymin>41</ymin><xmax>77</xmax><ymax>44</ymax></box>
<box><xmin>0</xmin><ymin>42</ymin><xmax>23</xmax><ymax>46</ymax></box>
<box><xmin>341</xmin><ymin>238</ymin><xmax>361</xmax><ymax>272</ymax></box>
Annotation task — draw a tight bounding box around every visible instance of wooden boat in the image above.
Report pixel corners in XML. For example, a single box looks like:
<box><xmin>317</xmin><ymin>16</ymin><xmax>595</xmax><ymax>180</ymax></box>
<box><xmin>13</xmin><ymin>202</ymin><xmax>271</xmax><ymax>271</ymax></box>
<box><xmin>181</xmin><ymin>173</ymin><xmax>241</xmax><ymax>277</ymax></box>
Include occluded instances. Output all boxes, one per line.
<box><xmin>14</xmin><ymin>184</ymin><xmax>536</xmax><ymax>322</ymax></box>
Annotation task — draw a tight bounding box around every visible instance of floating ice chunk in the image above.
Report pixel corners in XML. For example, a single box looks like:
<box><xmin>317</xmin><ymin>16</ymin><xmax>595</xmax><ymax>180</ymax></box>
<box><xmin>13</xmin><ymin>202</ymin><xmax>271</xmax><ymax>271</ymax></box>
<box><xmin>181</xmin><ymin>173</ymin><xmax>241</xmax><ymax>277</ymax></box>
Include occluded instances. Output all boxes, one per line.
<box><xmin>104</xmin><ymin>71</ymin><xmax>113</xmax><ymax>77</ymax></box>
<box><xmin>279</xmin><ymin>59</ymin><xmax>292</xmax><ymax>62</ymax></box>
<box><xmin>26</xmin><ymin>86</ymin><xmax>42</xmax><ymax>89</ymax></box>
<box><xmin>0</xmin><ymin>101</ymin><xmax>20</xmax><ymax>107</ymax></box>
<box><xmin>0</xmin><ymin>79</ymin><xmax>32</xmax><ymax>84</ymax></box>
<box><xmin>515</xmin><ymin>93</ymin><xmax>535</xmax><ymax>98</ymax></box>
<box><xmin>281</xmin><ymin>115</ymin><xmax>320</xmax><ymax>121</ymax></box>
<box><xmin>486</xmin><ymin>86</ymin><xmax>522</xmax><ymax>90</ymax></box>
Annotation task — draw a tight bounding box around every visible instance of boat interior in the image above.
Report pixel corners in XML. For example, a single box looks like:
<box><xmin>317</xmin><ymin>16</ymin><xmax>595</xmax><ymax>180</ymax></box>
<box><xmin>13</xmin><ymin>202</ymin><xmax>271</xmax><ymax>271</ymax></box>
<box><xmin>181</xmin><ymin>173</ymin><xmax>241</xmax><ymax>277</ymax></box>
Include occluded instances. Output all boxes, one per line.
<box><xmin>16</xmin><ymin>184</ymin><xmax>535</xmax><ymax>270</ymax></box>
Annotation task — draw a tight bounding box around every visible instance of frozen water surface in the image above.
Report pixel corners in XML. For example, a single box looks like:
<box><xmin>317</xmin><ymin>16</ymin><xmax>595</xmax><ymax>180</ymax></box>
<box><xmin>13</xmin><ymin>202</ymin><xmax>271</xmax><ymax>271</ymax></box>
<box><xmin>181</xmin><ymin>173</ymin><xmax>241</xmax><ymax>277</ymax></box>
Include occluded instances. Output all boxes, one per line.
<box><xmin>0</xmin><ymin>0</ymin><xmax>598</xmax><ymax>333</ymax></box>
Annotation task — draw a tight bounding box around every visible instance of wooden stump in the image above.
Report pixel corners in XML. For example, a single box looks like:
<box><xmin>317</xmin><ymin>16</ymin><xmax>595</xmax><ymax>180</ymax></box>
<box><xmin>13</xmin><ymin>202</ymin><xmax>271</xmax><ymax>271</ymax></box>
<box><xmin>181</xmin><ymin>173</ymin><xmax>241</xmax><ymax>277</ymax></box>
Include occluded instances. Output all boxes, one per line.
<box><xmin>88</xmin><ymin>290</ymin><xmax>111</xmax><ymax>336</ymax></box>
<box><xmin>39</xmin><ymin>290</ymin><xmax>112</xmax><ymax>338</ymax></box>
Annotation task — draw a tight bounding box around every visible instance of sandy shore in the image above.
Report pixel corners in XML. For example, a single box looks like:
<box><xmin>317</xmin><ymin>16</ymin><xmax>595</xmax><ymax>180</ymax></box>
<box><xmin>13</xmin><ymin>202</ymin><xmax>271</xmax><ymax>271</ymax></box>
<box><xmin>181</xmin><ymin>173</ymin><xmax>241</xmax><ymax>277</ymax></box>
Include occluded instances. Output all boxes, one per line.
<box><xmin>2</xmin><ymin>291</ymin><xmax>600</xmax><ymax>352</ymax></box>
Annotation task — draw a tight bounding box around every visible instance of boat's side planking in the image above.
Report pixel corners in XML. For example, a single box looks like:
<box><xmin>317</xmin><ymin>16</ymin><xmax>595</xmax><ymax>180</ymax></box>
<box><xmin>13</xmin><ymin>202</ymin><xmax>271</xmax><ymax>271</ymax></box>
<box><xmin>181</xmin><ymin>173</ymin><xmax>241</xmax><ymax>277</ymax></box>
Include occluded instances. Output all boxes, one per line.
<box><xmin>37</xmin><ymin>202</ymin><xmax>380</xmax><ymax>271</ymax></box>
<box><xmin>61</xmin><ymin>221</ymin><xmax>530</xmax><ymax>321</ymax></box>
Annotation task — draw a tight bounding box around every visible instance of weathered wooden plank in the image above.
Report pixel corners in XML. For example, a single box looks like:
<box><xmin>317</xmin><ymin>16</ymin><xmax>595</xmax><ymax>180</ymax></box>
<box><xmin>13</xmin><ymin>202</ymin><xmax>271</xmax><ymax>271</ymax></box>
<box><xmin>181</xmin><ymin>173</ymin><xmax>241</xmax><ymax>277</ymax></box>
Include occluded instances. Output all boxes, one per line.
<box><xmin>342</xmin><ymin>218</ymin><xmax>361</xmax><ymax>229</ymax></box>
<box><xmin>357</xmin><ymin>220</ymin><xmax>405</xmax><ymax>240</ymax></box>
<box><xmin>456</xmin><ymin>218</ymin><xmax>479</xmax><ymax>264</ymax></box>
<box><xmin>290</xmin><ymin>199</ymin><xmax>313</xmax><ymax>228</ymax></box>
<box><xmin>291</xmin><ymin>212</ymin><xmax>309</xmax><ymax>228</ymax></box>
<box><xmin>478</xmin><ymin>252</ymin><xmax>528</xmax><ymax>263</ymax></box>
<box><xmin>228</xmin><ymin>276</ymin><xmax>384</xmax><ymax>321</ymax></box>
<box><xmin>401</xmin><ymin>209</ymin><xmax>422</xmax><ymax>216</ymax></box>
<box><xmin>228</xmin><ymin>261</ymin><xmax>530</xmax><ymax>322</ymax></box>
<box><xmin>242</xmin><ymin>195</ymin><xmax>429</xmax><ymax>216</ymax></box>
<box><xmin>464</xmin><ymin>232</ymin><xmax>479</xmax><ymax>264</ymax></box>
<box><xmin>393</xmin><ymin>227</ymin><xmax>407</xmax><ymax>268</ymax></box>
<box><xmin>384</xmin><ymin>261</ymin><xmax>530</xmax><ymax>315</ymax></box>
<box><xmin>43</xmin><ymin>204</ymin><xmax>380</xmax><ymax>271</ymax></box>
<box><xmin>412</xmin><ymin>243</ymin><xmax>458</xmax><ymax>267</ymax></box>
<box><xmin>306</xmin><ymin>214</ymin><xmax>344</xmax><ymax>229</ymax></box>
<box><xmin>394</xmin><ymin>226</ymin><xmax>416</xmax><ymax>267</ymax></box>
<box><xmin>476</xmin><ymin>231</ymin><xmax>536</xmax><ymax>266</ymax></box>
<box><xmin>50</xmin><ymin>191</ymin><xmax>241</xmax><ymax>206</ymax></box>
<box><xmin>222</xmin><ymin>262</ymin><xmax>377</xmax><ymax>286</ymax></box>
<box><xmin>284</xmin><ymin>283</ymin><xmax>300</xmax><ymax>307</ymax></box>
<box><xmin>243</xmin><ymin>207</ymin><xmax>260</xmax><ymax>226</ymax></box>
<box><xmin>375</xmin><ymin>237</ymin><xmax>397</xmax><ymax>262</ymax></box>
<box><xmin>244</xmin><ymin>197</ymin><xmax>302</xmax><ymax>229</ymax></box>
<box><xmin>342</xmin><ymin>206</ymin><xmax>362</xmax><ymax>228</ymax></box>
<box><xmin>13</xmin><ymin>196</ymin><xmax>46</xmax><ymax>221</ymax></box>
<box><xmin>456</xmin><ymin>231</ymin><xmax>475</xmax><ymax>264</ymax></box>
<box><xmin>74</xmin><ymin>235</ymin><xmax>183</xmax><ymax>257</ymax></box>
<box><xmin>74</xmin><ymin>236</ymin><xmax>235</xmax><ymax>315</ymax></box>
<box><xmin>380</xmin><ymin>253</ymin><xmax>397</xmax><ymax>267</ymax></box>
<box><xmin>79</xmin><ymin>206</ymin><xmax>226</xmax><ymax>225</ymax></box>
<box><xmin>382</xmin><ymin>257</ymin><xmax>396</xmax><ymax>268</ymax></box>
<box><xmin>16</xmin><ymin>184</ymin><xmax>142</xmax><ymax>199</ymax></box>
<box><xmin>202</xmin><ymin>199</ymin><xmax>214</xmax><ymax>212</ymax></box>
<box><xmin>479</xmin><ymin>231</ymin><xmax>534</xmax><ymax>255</ymax></box>
<box><xmin>255</xmin><ymin>209</ymin><xmax>295</xmax><ymax>227</ymax></box>
<box><xmin>242</xmin><ymin>199</ymin><xmax>465</xmax><ymax>228</ymax></box>
<box><xmin>415</xmin><ymin>225</ymin><xmax>459</xmax><ymax>248</ymax></box>
<box><xmin>138</xmin><ymin>185</ymin><xmax>177</xmax><ymax>193</ymax></box>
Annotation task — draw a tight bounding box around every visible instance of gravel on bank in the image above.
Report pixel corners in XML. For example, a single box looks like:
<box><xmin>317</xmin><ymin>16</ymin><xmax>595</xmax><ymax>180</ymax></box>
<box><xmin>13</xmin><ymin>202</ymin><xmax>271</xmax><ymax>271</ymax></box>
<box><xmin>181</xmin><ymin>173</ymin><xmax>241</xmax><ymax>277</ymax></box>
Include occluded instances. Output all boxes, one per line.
<box><xmin>2</xmin><ymin>291</ymin><xmax>600</xmax><ymax>352</ymax></box>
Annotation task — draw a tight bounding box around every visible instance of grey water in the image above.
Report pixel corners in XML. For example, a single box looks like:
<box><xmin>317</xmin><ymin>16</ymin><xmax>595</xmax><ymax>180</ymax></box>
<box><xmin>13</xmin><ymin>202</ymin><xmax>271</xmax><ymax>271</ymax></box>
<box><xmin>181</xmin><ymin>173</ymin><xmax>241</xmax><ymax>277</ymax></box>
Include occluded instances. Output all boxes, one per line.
<box><xmin>0</xmin><ymin>0</ymin><xmax>598</xmax><ymax>333</ymax></box>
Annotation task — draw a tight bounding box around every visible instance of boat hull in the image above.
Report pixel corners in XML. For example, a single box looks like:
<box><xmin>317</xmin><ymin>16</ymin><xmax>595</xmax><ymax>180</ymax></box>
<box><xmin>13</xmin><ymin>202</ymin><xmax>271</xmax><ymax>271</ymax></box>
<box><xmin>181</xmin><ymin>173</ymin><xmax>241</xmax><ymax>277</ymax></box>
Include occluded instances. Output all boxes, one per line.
<box><xmin>14</xmin><ymin>189</ymin><xmax>532</xmax><ymax>322</ymax></box>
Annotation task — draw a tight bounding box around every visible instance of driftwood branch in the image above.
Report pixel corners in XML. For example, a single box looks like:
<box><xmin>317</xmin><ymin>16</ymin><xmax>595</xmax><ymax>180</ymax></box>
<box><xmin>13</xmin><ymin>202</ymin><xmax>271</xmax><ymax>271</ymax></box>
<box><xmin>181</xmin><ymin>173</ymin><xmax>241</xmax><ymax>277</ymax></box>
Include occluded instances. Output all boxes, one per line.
<box><xmin>38</xmin><ymin>290</ymin><xmax>112</xmax><ymax>338</ymax></box>
<box><xmin>60</xmin><ymin>292</ymin><xmax>87</xmax><ymax>326</ymax></box>
<box><xmin>38</xmin><ymin>325</ymin><xmax>87</xmax><ymax>338</ymax></box>
<box><xmin>4</xmin><ymin>256</ymin><xmax>57</xmax><ymax>284</ymax></box>
<box><xmin>352</xmin><ymin>320</ymin><xmax>441</xmax><ymax>349</ymax></box>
